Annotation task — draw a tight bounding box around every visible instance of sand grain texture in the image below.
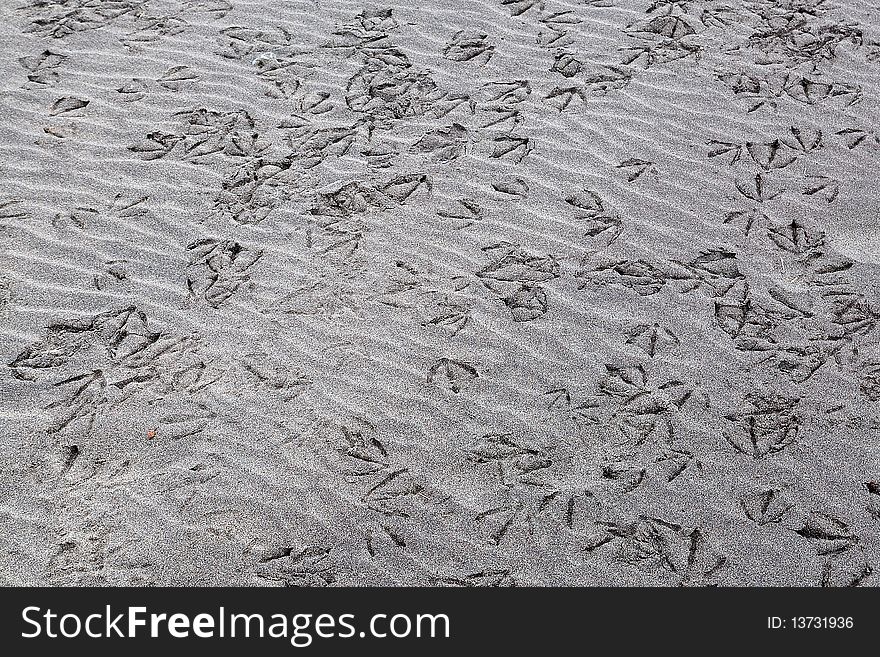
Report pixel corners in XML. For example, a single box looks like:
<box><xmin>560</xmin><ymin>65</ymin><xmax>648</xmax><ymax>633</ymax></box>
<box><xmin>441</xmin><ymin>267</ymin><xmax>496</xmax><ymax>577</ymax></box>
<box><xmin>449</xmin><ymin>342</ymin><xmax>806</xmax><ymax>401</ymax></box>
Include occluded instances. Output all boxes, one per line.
<box><xmin>1</xmin><ymin>0</ymin><xmax>879</xmax><ymax>586</ymax></box>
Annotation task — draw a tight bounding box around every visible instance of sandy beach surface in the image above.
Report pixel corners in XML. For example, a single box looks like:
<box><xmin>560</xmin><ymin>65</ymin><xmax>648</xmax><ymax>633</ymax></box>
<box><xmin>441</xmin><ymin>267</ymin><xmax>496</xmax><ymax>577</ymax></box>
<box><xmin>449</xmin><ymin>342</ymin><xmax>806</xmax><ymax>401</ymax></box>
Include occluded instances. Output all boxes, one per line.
<box><xmin>1</xmin><ymin>0</ymin><xmax>879</xmax><ymax>586</ymax></box>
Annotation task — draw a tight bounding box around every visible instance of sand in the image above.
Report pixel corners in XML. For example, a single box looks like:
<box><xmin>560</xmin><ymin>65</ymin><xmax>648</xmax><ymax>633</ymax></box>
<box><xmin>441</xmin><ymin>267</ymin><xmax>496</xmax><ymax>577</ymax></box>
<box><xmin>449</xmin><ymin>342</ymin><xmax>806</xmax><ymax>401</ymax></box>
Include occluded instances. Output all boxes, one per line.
<box><xmin>0</xmin><ymin>0</ymin><xmax>879</xmax><ymax>586</ymax></box>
